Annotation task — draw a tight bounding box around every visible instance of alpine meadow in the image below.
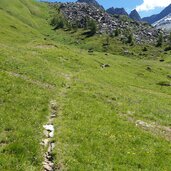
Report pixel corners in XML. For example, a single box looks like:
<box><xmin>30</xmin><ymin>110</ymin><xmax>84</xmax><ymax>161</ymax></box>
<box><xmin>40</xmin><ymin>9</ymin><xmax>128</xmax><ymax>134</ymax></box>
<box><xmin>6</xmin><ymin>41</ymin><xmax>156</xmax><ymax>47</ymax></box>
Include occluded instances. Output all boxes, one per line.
<box><xmin>0</xmin><ymin>0</ymin><xmax>171</xmax><ymax>171</ymax></box>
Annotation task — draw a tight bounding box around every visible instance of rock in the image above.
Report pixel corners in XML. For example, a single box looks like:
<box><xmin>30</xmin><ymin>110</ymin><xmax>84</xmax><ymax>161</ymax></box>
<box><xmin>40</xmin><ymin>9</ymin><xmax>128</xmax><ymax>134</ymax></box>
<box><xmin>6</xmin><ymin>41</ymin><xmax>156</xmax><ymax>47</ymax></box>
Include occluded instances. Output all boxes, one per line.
<box><xmin>136</xmin><ymin>120</ymin><xmax>152</xmax><ymax>128</ymax></box>
<box><xmin>157</xmin><ymin>81</ymin><xmax>171</xmax><ymax>86</ymax></box>
<box><xmin>159</xmin><ymin>59</ymin><xmax>165</xmax><ymax>62</ymax></box>
<box><xmin>49</xmin><ymin>131</ymin><xmax>54</xmax><ymax>138</ymax></box>
<box><xmin>88</xmin><ymin>48</ymin><xmax>94</xmax><ymax>53</ymax></box>
<box><xmin>43</xmin><ymin>130</ymin><xmax>49</xmax><ymax>137</ymax></box>
<box><xmin>43</xmin><ymin>124</ymin><xmax>54</xmax><ymax>138</ymax></box>
<box><xmin>50</xmin><ymin>113</ymin><xmax>56</xmax><ymax>118</ymax></box>
<box><xmin>101</xmin><ymin>64</ymin><xmax>110</xmax><ymax>68</ymax></box>
<box><xmin>124</xmin><ymin>50</ymin><xmax>129</xmax><ymax>55</ymax></box>
<box><xmin>43</xmin><ymin>125</ymin><xmax>54</xmax><ymax>132</ymax></box>
<box><xmin>41</xmin><ymin>139</ymin><xmax>49</xmax><ymax>147</ymax></box>
<box><xmin>43</xmin><ymin>163</ymin><xmax>53</xmax><ymax>171</ymax></box>
<box><xmin>48</xmin><ymin>142</ymin><xmax>55</xmax><ymax>153</ymax></box>
<box><xmin>50</xmin><ymin>101</ymin><xmax>57</xmax><ymax>110</ymax></box>
<box><xmin>167</xmin><ymin>75</ymin><xmax>171</xmax><ymax>79</ymax></box>
<box><xmin>45</xmin><ymin>152</ymin><xmax>53</xmax><ymax>160</ymax></box>
<box><xmin>146</xmin><ymin>66</ymin><xmax>152</xmax><ymax>72</ymax></box>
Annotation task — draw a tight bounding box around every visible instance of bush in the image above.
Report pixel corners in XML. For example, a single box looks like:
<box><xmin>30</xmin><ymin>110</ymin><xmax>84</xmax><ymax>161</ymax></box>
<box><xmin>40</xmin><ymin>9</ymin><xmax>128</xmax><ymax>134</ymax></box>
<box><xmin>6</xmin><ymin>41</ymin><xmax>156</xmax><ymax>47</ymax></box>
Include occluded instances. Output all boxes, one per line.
<box><xmin>164</xmin><ymin>46</ymin><xmax>171</xmax><ymax>51</ymax></box>
<box><xmin>127</xmin><ymin>33</ymin><xmax>134</xmax><ymax>45</ymax></box>
<box><xmin>169</xmin><ymin>32</ymin><xmax>171</xmax><ymax>47</ymax></box>
<box><xmin>88</xmin><ymin>20</ymin><xmax>97</xmax><ymax>36</ymax></box>
<box><xmin>156</xmin><ymin>33</ymin><xmax>163</xmax><ymax>47</ymax></box>
<box><xmin>102</xmin><ymin>36</ymin><xmax>110</xmax><ymax>52</ymax></box>
<box><xmin>71</xmin><ymin>21</ymin><xmax>79</xmax><ymax>32</ymax></box>
<box><xmin>50</xmin><ymin>15</ymin><xmax>65</xmax><ymax>29</ymax></box>
<box><xmin>114</xmin><ymin>28</ymin><xmax>120</xmax><ymax>37</ymax></box>
<box><xmin>142</xmin><ymin>47</ymin><xmax>148</xmax><ymax>52</ymax></box>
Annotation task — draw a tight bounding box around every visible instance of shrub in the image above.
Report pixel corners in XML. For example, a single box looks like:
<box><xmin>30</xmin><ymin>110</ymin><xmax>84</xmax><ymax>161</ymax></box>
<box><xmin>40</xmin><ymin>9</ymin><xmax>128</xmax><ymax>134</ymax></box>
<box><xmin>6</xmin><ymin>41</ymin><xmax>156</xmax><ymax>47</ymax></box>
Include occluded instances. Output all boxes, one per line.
<box><xmin>142</xmin><ymin>47</ymin><xmax>148</xmax><ymax>52</ymax></box>
<box><xmin>72</xmin><ymin>21</ymin><xmax>79</xmax><ymax>32</ymax></box>
<box><xmin>114</xmin><ymin>28</ymin><xmax>120</xmax><ymax>37</ymax></box>
<box><xmin>103</xmin><ymin>36</ymin><xmax>110</xmax><ymax>52</ymax></box>
<box><xmin>164</xmin><ymin>46</ymin><xmax>171</xmax><ymax>51</ymax></box>
<box><xmin>50</xmin><ymin>15</ymin><xmax>65</xmax><ymax>29</ymax></box>
<box><xmin>165</xmin><ymin>32</ymin><xmax>171</xmax><ymax>50</ymax></box>
<box><xmin>88</xmin><ymin>20</ymin><xmax>97</xmax><ymax>36</ymax></box>
<box><xmin>127</xmin><ymin>33</ymin><xmax>134</xmax><ymax>45</ymax></box>
<box><xmin>169</xmin><ymin>32</ymin><xmax>171</xmax><ymax>47</ymax></box>
<box><xmin>156</xmin><ymin>33</ymin><xmax>163</xmax><ymax>47</ymax></box>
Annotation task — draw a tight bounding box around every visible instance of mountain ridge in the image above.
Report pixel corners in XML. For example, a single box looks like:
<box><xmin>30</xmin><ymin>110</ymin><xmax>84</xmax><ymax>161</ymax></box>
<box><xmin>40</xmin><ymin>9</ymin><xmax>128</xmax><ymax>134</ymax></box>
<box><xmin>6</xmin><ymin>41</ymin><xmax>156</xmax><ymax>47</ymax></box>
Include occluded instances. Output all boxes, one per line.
<box><xmin>153</xmin><ymin>13</ymin><xmax>171</xmax><ymax>31</ymax></box>
<box><xmin>77</xmin><ymin>0</ymin><xmax>104</xmax><ymax>10</ymax></box>
<box><xmin>142</xmin><ymin>4</ymin><xmax>171</xmax><ymax>24</ymax></box>
<box><xmin>106</xmin><ymin>7</ymin><xmax>128</xmax><ymax>16</ymax></box>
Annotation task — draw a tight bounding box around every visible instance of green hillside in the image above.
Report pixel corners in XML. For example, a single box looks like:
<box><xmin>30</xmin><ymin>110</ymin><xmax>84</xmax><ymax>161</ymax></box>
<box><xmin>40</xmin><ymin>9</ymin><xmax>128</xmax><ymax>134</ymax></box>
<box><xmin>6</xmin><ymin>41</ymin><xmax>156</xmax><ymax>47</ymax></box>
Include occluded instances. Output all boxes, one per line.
<box><xmin>0</xmin><ymin>0</ymin><xmax>171</xmax><ymax>171</ymax></box>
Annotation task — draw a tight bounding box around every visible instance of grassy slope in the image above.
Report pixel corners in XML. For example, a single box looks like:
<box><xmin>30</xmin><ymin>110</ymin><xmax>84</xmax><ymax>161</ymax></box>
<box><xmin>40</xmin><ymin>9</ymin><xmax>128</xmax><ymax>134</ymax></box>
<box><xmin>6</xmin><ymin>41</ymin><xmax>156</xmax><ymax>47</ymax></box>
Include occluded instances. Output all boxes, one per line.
<box><xmin>0</xmin><ymin>0</ymin><xmax>171</xmax><ymax>170</ymax></box>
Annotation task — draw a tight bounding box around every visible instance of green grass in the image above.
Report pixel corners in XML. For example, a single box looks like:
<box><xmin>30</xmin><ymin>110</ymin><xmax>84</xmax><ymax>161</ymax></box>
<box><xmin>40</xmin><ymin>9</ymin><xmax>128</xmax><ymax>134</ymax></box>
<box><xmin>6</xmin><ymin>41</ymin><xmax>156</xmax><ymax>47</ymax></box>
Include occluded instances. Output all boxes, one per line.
<box><xmin>0</xmin><ymin>0</ymin><xmax>171</xmax><ymax>170</ymax></box>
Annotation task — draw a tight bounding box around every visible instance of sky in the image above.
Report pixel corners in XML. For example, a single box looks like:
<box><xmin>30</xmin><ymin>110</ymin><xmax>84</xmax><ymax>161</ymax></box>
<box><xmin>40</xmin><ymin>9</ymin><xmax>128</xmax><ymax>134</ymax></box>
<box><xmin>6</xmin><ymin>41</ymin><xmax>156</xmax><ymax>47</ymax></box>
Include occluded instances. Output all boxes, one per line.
<box><xmin>45</xmin><ymin>0</ymin><xmax>171</xmax><ymax>17</ymax></box>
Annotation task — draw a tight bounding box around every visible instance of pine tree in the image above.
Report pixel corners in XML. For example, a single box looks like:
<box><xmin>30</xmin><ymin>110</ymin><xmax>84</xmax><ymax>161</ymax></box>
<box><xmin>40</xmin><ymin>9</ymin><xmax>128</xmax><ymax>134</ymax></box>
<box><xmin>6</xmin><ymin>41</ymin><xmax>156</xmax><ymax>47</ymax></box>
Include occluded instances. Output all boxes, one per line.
<box><xmin>127</xmin><ymin>32</ymin><xmax>134</xmax><ymax>45</ymax></box>
<box><xmin>50</xmin><ymin>15</ymin><xmax>65</xmax><ymax>30</ymax></box>
<box><xmin>88</xmin><ymin>20</ymin><xmax>97</xmax><ymax>36</ymax></box>
<box><xmin>114</xmin><ymin>28</ymin><xmax>120</xmax><ymax>37</ymax></box>
<box><xmin>156</xmin><ymin>33</ymin><xmax>163</xmax><ymax>47</ymax></box>
<box><xmin>169</xmin><ymin>32</ymin><xmax>171</xmax><ymax>47</ymax></box>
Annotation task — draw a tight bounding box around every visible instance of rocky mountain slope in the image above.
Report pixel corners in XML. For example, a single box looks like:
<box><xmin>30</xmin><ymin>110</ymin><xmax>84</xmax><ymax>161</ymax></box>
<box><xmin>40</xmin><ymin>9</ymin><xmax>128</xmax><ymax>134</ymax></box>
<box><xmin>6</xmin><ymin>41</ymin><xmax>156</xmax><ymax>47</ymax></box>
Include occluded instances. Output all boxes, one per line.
<box><xmin>57</xmin><ymin>2</ymin><xmax>162</xmax><ymax>44</ymax></box>
<box><xmin>153</xmin><ymin>13</ymin><xmax>171</xmax><ymax>31</ymax></box>
<box><xmin>106</xmin><ymin>7</ymin><xmax>128</xmax><ymax>16</ymax></box>
<box><xmin>143</xmin><ymin>4</ymin><xmax>171</xmax><ymax>24</ymax></box>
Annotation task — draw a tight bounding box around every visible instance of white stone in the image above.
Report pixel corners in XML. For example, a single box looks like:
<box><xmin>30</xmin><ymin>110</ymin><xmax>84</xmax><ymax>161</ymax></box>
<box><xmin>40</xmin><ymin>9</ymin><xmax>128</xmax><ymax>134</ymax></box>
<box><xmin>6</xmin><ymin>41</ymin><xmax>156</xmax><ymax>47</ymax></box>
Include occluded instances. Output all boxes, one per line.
<box><xmin>43</xmin><ymin>163</ymin><xmax>53</xmax><ymax>171</ymax></box>
<box><xmin>43</xmin><ymin>124</ymin><xmax>54</xmax><ymax>132</ymax></box>
<box><xmin>49</xmin><ymin>131</ymin><xmax>54</xmax><ymax>138</ymax></box>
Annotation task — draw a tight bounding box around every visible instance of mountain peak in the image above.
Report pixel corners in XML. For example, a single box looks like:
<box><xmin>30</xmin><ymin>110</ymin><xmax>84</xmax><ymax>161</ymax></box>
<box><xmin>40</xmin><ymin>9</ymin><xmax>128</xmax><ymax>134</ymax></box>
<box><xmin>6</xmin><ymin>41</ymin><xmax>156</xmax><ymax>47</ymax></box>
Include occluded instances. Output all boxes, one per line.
<box><xmin>129</xmin><ymin>9</ymin><xmax>141</xmax><ymax>21</ymax></box>
<box><xmin>106</xmin><ymin>7</ymin><xmax>128</xmax><ymax>16</ymax></box>
<box><xmin>77</xmin><ymin>0</ymin><xmax>104</xmax><ymax>10</ymax></box>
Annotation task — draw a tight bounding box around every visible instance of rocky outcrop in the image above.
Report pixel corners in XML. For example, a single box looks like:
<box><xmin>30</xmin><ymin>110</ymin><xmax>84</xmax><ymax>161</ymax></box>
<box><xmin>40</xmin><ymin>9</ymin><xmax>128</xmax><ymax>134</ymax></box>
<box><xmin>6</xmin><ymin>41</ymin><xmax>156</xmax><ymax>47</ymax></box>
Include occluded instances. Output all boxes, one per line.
<box><xmin>142</xmin><ymin>4</ymin><xmax>171</xmax><ymax>24</ymax></box>
<box><xmin>129</xmin><ymin>9</ymin><xmax>141</xmax><ymax>21</ymax></box>
<box><xmin>106</xmin><ymin>7</ymin><xmax>128</xmax><ymax>16</ymax></box>
<box><xmin>51</xmin><ymin>2</ymin><xmax>164</xmax><ymax>44</ymax></box>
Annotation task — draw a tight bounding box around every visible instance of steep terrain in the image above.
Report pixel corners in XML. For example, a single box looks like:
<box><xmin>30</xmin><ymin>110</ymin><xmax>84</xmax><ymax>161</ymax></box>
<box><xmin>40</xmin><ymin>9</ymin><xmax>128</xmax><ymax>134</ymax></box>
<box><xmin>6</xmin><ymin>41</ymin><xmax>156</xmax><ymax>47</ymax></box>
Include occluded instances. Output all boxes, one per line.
<box><xmin>106</xmin><ymin>7</ymin><xmax>128</xmax><ymax>16</ymax></box>
<box><xmin>1</xmin><ymin>0</ymin><xmax>171</xmax><ymax>171</ymax></box>
<box><xmin>58</xmin><ymin>2</ymin><xmax>162</xmax><ymax>44</ymax></box>
<box><xmin>153</xmin><ymin>13</ymin><xmax>171</xmax><ymax>31</ymax></box>
<box><xmin>77</xmin><ymin>0</ymin><xmax>104</xmax><ymax>10</ymax></box>
<box><xmin>129</xmin><ymin>9</ymin><xmax>141</xmax><ymax>21</ymax></box>
<box><xmin>143</xmin><ymin>4</ymin><xmax>171</xmax><ymax>24</ymax></box>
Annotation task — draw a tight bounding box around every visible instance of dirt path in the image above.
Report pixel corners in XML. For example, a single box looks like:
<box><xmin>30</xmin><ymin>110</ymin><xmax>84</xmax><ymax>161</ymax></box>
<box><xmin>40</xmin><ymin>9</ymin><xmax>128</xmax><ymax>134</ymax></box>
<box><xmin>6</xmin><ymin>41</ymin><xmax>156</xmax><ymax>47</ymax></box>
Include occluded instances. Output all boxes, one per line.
<box><xmin>41</xmin><ymin>100</ymin><xmax>58</xmax><ymax>171</ymax></box>
<box><xmin>41</xmin><ymin>72</ymin><xmax>72</xmax><ymax>171</ymax></box>
<box><xmin>3</xmin><ymin>70</ymin><xmax>55</xmax><ymax>89</ymax></box>
<box><xmin>120</xmin><ymin>114</ymin><xmax>171</xmax><ymax>142</ymax></box>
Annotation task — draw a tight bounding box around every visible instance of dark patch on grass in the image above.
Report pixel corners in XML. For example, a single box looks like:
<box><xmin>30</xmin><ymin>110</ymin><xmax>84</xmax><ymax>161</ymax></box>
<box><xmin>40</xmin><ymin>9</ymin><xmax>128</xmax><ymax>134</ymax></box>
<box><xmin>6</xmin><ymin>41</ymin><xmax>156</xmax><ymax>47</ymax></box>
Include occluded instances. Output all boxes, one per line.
<box><xmin>157</xmin><ymin>81</ymin><xmax>171</xmax><ymax>87</ymax></box>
